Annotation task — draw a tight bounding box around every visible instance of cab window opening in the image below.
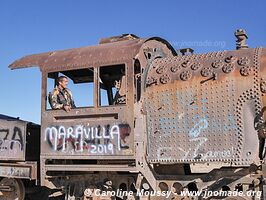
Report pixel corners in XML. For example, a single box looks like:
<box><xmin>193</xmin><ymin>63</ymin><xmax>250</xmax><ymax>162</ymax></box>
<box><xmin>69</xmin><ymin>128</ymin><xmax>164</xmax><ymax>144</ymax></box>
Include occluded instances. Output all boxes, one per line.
<box><xmin>99</xmin><ymin>64</ymin><xmax>126</xmax><ymax>106</ymax></box>
<box><xmin>46</xmin><ymin>68</ymin><xmax>94</xmax><ymax>110</ymax></box>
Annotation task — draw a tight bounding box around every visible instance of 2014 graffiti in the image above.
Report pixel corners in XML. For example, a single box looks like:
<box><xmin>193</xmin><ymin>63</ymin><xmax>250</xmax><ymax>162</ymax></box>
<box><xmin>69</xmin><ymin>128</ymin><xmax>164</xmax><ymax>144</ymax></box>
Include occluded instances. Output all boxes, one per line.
<box><xmin>45</xmin><ymin>123</ymin><xmax>131</xmax><ymax>154</ymax></box>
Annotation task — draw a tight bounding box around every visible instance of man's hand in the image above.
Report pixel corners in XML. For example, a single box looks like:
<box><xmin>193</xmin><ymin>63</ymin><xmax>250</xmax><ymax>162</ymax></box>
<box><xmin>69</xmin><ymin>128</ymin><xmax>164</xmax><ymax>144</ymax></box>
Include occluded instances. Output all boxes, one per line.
<box><xmin>63</xmin><ymin>105</ymin><xmax>71</xmax><ymax>112</ymax></box>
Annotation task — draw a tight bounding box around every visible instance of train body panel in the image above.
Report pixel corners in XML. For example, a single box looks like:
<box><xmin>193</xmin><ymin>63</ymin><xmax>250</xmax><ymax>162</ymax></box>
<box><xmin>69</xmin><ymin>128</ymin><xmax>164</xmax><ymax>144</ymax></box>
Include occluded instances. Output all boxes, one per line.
<box><xmin>143</xmin><ymin>48</ymin><xmax>264</xmax><ymax>166</ymax></box>
<box><xmin>0</xmin><ymin>116</ymin><xmax>27</xmax><ymax>161</ymax></box>
<box><xmin>0</xmin><ymin>115</ymin><xmax>40</xmax><ymax>175</ymax></box>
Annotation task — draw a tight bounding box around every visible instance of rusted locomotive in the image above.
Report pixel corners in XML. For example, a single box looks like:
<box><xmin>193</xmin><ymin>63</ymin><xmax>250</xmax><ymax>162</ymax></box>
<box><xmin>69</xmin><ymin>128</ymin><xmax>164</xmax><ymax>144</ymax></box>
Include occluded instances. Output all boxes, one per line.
<box><xmin>1</xmin><ymin>30</ymin><xmax>266</xmax><ymax>199</ymax></box>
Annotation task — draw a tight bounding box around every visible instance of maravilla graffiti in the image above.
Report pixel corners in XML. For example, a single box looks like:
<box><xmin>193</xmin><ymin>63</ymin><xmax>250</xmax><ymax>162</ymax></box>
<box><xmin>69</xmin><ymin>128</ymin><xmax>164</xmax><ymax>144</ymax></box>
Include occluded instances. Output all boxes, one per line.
<box><xmin>45</xmin><ymin>123</ymin><xmax>131</xmax><ymax>154</ymax></box>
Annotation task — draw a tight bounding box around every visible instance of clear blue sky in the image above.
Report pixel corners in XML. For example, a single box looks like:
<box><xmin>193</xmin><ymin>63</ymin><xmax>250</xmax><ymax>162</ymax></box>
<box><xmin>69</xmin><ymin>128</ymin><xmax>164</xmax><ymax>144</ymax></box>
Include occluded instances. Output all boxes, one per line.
<box><xmin>0</xmin><ymin>0</ymin><xmax>265</xmax><ymax>124</ymax></box>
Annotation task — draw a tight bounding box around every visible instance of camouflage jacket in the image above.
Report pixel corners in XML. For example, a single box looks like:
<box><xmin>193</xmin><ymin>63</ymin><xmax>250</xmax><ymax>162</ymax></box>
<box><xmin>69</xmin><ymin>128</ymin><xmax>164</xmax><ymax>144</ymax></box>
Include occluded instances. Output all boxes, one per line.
<box><xmin>48</xmin><ymin>86</ymin><xmax>76</xmax><ymax>109</ymax></box>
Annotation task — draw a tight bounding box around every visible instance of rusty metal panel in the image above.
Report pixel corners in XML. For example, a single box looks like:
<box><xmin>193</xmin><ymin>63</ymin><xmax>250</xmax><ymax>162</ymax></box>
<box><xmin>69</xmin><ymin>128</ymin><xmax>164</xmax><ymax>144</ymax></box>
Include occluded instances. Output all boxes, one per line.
<box><xmin>257</xmin><ymin>48</ymin><xmax>266</xmax><ymax>139</ymax></box>
<box><xmin>0</xmin><ymin>162</ymin><xmax>37</xmax><ymax>179</ymax></box>
<box><xmin>9</xmin><ymin>36</ymin><xmax>177</xmax><ymax>73</ymax></box>
<box><xmin>41</xmin><ymin>107</ymin><xmax>134</xmax><ymax>157</ymax></box>
<box><xmin>144</xmin><ymin>48</ymin><xmax>262</xmax><ymax>165</ymax></box>
<box><xmin>0</xmin><ymin>119</ymin><xmax>27</xmax><ymax>161</ymax></box>
<box><xmin>9</xmin><ymin>39</ymin><xmax>146</xmax><ymax>70</ymax></box>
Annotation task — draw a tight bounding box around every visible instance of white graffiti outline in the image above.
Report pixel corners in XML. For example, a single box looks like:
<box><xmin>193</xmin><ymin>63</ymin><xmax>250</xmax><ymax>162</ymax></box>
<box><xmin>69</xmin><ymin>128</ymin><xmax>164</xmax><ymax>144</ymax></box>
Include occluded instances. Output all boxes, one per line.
<box><xmin>45</xmin><ymin>124</ymin><xmax>122</xmax><ymax>154</ymax></box>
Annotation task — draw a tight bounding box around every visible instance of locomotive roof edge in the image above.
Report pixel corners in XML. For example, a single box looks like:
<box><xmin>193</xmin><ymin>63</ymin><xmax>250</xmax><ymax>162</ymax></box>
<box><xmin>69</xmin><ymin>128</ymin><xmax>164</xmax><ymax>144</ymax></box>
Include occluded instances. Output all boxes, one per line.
<box><xmin>8</xmin><ymin>35</ymin><xmax>176</xmax><ymax>70</ymax></box>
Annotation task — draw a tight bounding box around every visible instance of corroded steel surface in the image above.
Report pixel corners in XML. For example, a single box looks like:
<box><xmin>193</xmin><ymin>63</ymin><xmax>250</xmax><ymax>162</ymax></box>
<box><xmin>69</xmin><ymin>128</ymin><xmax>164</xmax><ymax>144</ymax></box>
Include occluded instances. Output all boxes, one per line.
<box><xmin>9</xmin><ymin>37</ymin><xmax>176</xmax><ymax>72</ymax></box>
<box><xmin>41</xmin><ymin>107</ymin><xmax>135</xmax><ymax>156</ymax></box>
<box><xmin>144</xmin><ymin>48</ymin><xmax>264</xmax><ymax>165</ymax></box>
<box><xmin>0</xmin><ymin>162</ymin><xmax>37</xmax><ymax>180</ymax></box>
<box><xmin>0</xmin><ymin>119</ymin><xmax>27</xmax><ymax>161</ymax></box>
<box><xmin>9</xmin><ymin>39</ymin><xmax>145</xmax><ymax>70</ymax></box>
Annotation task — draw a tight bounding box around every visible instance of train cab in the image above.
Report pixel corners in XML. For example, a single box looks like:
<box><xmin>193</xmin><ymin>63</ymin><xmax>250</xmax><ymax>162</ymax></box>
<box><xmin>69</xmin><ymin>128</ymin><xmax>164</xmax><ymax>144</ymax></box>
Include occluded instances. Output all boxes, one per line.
<box><xmin>9</xmin><ymin>34</ymin><xmax>176</xmax><ymax>188</ymax></box>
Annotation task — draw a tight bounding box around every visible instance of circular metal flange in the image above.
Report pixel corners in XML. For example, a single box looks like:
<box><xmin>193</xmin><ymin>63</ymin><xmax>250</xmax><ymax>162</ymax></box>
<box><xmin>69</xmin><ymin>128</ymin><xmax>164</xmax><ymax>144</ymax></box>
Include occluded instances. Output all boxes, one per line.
<box><xmin>222</xmin><ymin>63</ymin><xmax>235</xmax><ymax>73</ymax></box>
<box><xmin>171</xmin><ymin>65</ymin><xmax>181</xmax><ymax>73</ymax></box>
<box><xmin>180</xmin><ymin>71</ymin><xmax>192</xmax><ymax>81</ymax></box>
<box><xmin>238</xmin><ymin>57</ymin><xmax>250</xmax><ymax>66</ymax></box>
<box><xmin>212</xmin><ymin>60</ymin><xmax>224</xmax><ymax>68</ymax></box>
<box><xmin>225</xmin><ymin>55</ymin><xmax>237</xmax><ymax>63</ymax></box>
<box><xmin>156</xmin><ymin>65</ymin><xmax>166</xmax><ymax>74</ymax></box>
<box><xmin>201</xmin><ymin>67</ymin><xmax>213</xmax><ymax>77</ymax></box>
<box><xmin>240</xmin><ymin>66</ymin><xmax>252</xmax><ymax>76</ymax></box>
<box><xmin>160</xmin><ymin>74</ymin><xmax>171</xmax><ymax>84</ymax></box>
<box><xmin>181</xmin><ymin>60</ymin><xmax>190</xmax><ymax>68</ymax></box>
<box><xmin>191</xmin><ymin>62</ymin><xmax>202</xmax><ymax>71</ymax></box>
